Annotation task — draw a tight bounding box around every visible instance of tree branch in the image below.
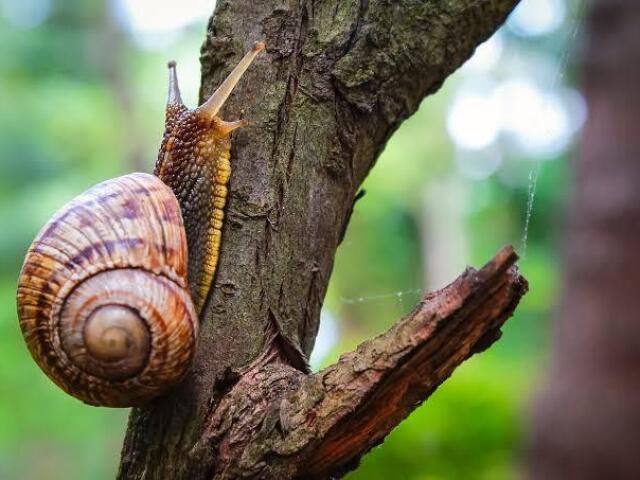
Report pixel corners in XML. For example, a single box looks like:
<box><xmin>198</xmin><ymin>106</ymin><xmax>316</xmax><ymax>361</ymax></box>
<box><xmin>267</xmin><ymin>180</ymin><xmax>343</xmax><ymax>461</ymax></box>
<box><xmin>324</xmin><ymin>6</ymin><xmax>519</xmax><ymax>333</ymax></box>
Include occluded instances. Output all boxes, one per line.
<box><xmin>300</xmin><ymin>246</ymin><xmax>526</xmax><ymax>477</ymax></box>
<box><xmin>119</xmin><ymin>1</ymin><xmax>523</xmax><ymax>478</ymax></box>
<box><xmin>184</xmin><ymin>246</ymin><xmax>527</xmax><ymax>479</ymax></box>
<box><xmin>196</xmin><ymin>0</ymin><xmax>522</xmax><ymax>363</ymax></box>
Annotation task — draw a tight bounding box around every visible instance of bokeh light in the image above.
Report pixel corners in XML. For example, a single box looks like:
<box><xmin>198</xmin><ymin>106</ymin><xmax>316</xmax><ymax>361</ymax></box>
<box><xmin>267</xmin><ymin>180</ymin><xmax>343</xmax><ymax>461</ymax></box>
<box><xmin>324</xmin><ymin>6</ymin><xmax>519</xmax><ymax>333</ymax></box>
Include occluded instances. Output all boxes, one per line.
<box><xmin>110</xmin><ymin>0</ymin><xmax>214</xmax><ymax>49</ymax></box>
<box><xmin>464</xmin><ymin>33</ymin><xmax>504</xmax><ymax>73</ymax></box>
<box><xmin>310</xmin><ymin>311</ymin><xmax>339</xmax><ymax>369</ymax></box>
<box><xmin>496</xmin><ymin>79</ymin><xmax>571</xmax><ymax>157</ymax></box>
<box><xmin>447</xmin><ymin>88</ymin><xmax>501</xmax><ymax>151</ymax></box>
<box><xmin>508</xmin><ymin>0</ymin><xmax>566</xmax><ymax>37</ymax></box>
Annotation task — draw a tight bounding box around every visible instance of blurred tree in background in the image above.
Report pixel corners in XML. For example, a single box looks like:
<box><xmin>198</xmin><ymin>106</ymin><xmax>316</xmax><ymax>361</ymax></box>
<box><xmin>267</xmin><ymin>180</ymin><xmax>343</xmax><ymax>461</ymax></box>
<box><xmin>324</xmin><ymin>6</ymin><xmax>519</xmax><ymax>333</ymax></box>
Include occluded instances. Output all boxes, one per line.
<box><xmin>0</xmin><ymin>0</ymin><xmax>585</xmax><ymax>479</ymax></box>
<box><xmin>529</xmin><ymin>1</ymin><xmax>640</xmax><ymax>478</ymax></box>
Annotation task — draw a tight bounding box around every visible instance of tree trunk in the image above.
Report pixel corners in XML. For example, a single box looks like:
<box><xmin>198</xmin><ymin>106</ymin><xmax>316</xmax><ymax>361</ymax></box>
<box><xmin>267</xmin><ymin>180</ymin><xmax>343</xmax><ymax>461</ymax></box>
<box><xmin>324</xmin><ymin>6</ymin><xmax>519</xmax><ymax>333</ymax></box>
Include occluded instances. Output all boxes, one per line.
<box><xmin>528</xmin><ymin>1</ymin><xmax>640</xmax><ymax>478</ymax></box>
<box><xmin>118</xmin><ymin>1</ymin><xmax>524</xmax><ymax>478</ymax></box>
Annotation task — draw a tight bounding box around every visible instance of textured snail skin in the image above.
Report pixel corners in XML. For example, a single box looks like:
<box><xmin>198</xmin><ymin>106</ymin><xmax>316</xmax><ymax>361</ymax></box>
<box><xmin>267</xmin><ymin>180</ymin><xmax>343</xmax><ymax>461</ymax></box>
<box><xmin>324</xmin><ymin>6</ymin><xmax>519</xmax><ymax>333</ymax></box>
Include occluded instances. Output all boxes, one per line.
<box><xmin>156</xmin><ymin>42</ymin><xmax>264</xmax><ymax>313</ymax></box>
<box><xmin>16</xmin><ymin>173</ymin><xmax>198</xmax><ymax>407</ymax></box>
<box><xmin>155</xmin><ymin>107</ymin><xmax>234</xmax><ymax>313</ymax></box>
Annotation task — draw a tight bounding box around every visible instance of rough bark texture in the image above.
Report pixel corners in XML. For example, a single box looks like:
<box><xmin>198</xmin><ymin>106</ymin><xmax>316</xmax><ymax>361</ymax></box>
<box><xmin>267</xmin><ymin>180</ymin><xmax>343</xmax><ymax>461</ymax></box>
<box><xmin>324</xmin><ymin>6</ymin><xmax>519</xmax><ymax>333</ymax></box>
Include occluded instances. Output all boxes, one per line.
<box><xmin>529</xmin><ymin>1</ymin><xmax>640</xmax><ymax>479</ymax></box>
<box><xmin>118</xmin><ymin>1</ymin><xmax>523</xmax><ymax>478</ymax></box>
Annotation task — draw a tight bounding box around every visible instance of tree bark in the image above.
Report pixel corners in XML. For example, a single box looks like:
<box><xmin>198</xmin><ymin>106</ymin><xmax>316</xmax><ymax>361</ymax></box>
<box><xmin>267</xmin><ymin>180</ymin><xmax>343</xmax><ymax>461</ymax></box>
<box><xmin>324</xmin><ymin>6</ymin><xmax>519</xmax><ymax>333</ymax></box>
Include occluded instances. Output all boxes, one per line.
<box><xmin>528</xmin><ymin>1</ymin><xmax>640</xmax><ymax>478</ymax></box>
<box><xmin>118</xmin><ymin>1</ymin><xmax>523</xmax><ymax>478</ymax></box>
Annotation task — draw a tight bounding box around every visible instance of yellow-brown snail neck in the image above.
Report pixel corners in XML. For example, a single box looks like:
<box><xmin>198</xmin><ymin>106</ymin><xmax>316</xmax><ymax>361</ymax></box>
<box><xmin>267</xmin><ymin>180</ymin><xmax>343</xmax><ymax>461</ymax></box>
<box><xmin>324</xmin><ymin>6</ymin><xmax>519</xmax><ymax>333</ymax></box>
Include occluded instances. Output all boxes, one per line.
<box><xmin>155</xmin><ymin>41</ymin><xmax>265</xmax><ymax>313</ymax></box>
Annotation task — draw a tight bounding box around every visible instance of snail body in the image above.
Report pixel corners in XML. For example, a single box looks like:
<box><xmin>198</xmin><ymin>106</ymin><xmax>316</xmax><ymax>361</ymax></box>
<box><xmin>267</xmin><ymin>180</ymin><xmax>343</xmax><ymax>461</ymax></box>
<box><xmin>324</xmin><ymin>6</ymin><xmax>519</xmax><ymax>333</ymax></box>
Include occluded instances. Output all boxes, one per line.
<box><xmin>16</xmin><ymin>42</ymin><xmax>265</xmax><ymax>407</ymax></box>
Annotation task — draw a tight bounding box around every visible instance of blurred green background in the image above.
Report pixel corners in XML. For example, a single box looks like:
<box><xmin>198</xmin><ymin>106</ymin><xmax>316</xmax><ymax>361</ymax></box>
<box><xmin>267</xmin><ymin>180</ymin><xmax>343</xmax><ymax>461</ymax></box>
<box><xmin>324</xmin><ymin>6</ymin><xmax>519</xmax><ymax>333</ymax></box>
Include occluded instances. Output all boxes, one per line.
<box><xmin>0</xmin><ymin>0</ymin><xmax>584</xmax><ymax>479</ymax></box>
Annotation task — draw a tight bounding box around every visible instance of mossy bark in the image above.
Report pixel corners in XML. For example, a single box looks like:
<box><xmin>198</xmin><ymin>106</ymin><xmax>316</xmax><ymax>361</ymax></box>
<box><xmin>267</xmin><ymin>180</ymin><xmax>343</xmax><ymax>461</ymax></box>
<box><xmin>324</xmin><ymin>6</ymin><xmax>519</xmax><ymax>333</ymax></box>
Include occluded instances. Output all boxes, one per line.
<box><xmin>119</xmin><ymin>1</ymin><xmax>522</xmax><ymax>478</ymax></box>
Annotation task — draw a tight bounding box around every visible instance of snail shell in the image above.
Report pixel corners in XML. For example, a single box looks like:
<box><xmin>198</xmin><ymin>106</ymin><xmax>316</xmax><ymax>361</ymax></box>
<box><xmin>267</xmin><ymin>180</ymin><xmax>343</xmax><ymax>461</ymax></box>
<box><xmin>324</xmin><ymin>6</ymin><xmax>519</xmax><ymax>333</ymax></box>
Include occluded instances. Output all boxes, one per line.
<box><xmin>16</xmin><ymin>173</ymin><xmax>198</xmax><ymax>407</ymax></box>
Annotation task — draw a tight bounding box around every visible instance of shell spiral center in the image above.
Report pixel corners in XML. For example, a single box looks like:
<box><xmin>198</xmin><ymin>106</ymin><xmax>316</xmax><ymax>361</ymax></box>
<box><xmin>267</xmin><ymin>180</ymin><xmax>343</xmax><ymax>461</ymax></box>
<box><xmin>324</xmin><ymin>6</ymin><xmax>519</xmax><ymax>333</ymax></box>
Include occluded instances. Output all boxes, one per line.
<box><xmin>84</xmin><ymin>305</ymin><xmax>150</xmax><ymax>366</ymax></box>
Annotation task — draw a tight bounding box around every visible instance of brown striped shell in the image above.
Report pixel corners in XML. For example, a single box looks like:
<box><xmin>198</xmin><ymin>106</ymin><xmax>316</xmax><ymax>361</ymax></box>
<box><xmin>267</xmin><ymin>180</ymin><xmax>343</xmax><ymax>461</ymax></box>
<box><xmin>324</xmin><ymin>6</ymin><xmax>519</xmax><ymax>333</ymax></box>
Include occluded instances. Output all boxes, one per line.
<box><xmin>16</xmin><ymin>173</ymin><xmax>198</xmax><ymax>407</ymax></box>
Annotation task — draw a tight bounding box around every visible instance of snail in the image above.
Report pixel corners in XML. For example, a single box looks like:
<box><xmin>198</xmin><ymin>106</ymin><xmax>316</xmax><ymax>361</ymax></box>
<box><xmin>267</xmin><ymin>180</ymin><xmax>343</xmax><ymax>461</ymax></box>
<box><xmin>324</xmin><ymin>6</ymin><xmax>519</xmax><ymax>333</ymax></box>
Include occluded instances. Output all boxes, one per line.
<box><xmin>15</xmin><ymin>42</ymin><xmax>266</xmax><ymax>407</ymax></box>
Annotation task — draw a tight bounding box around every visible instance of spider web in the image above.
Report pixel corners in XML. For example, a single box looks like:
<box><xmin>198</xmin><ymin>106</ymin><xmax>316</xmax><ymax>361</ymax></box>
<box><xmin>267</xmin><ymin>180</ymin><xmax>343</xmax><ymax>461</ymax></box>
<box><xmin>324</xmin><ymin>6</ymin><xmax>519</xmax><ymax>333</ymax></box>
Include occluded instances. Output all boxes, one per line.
<box><xmin>520</xmin><ymin>0</ymin><xmax>586</xmax><ymax>257</ymax></box>
<box><xmin>313</xmin><ymin>0</ymin><xmax>587</xmax><ymax>367</ymax></box>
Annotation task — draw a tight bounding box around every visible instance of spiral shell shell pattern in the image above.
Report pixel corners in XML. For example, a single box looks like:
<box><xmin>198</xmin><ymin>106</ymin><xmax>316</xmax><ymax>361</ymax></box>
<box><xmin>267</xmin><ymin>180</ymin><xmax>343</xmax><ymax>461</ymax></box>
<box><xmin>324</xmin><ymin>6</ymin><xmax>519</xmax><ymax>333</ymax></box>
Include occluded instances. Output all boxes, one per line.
<box><xmin>16</xmin><ymin>173</ymin><xmax>198</xmax><ymax>407</ymax></box>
